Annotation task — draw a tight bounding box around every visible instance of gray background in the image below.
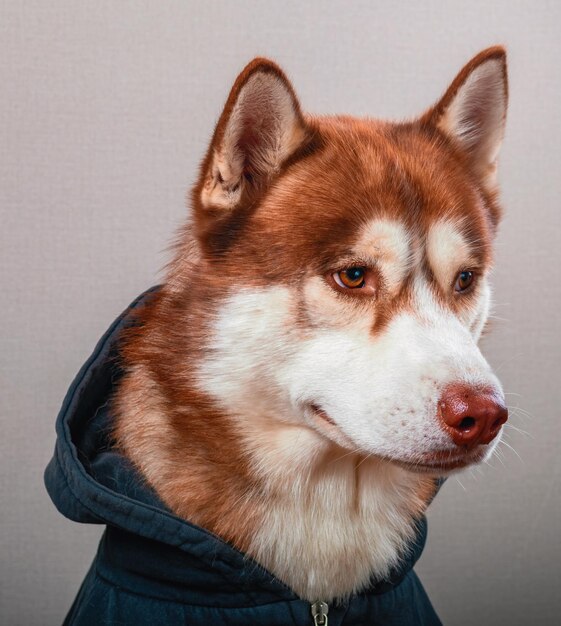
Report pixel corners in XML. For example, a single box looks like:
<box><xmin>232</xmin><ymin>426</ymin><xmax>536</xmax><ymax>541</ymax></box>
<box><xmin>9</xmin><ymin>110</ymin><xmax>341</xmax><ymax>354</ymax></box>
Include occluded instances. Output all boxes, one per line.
<box><xmin>1</xmin><ymin>1</ymin><xmax>559</xmax><ymax>624</ymax></box>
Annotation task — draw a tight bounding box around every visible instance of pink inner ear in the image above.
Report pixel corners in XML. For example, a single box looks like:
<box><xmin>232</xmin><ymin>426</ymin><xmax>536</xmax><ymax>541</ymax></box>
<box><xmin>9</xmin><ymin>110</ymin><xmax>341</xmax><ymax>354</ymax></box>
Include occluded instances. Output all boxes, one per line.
<box><xmin>224</xmin><ymin>72</ymin><xmax>304</xmax><ymax>177</ymax></box>
<box><xmin>236</xmin><ymin>109</ymin><xmax>275</xmax><ymax>176</ymax></box>
<box><xmin>203</xmin><ymin>68</ymin><xmax>309</xmax><ymax>212</ymax></box>
<box><xmin>197</xmin><ymin>64</ymin><xmax>313</xmax><ymax>215</ymax></box>
<box><xmin>430</xmin><ymin>54</ymin><xmax>507</xmax><ymax>189</ymax></box>
<box><xmin>449</xmin><ymin>59</ymin><xmax>506</xmax><ymax>150</ymax></box>
<box><xmin>456</xmin><ymin>95</ymin><xmax>491</xmax><ymax>142</ymax></box>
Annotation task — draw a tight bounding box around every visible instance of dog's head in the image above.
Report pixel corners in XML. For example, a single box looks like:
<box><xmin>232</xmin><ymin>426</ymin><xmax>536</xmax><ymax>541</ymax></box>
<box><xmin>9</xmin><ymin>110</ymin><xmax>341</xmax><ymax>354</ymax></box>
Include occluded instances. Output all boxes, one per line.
<box><xmin>180</xmin><ymin>48</ymin><xmax>508</xmax><ymax>475</ymax></box>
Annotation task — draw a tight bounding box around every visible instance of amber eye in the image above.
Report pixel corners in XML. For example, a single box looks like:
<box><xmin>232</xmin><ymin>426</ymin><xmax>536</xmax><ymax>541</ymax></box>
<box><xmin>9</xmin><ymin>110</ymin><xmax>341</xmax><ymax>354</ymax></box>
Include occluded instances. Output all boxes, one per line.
<box><xmin>455</xmin><ymin>270</ymin><xmax>475</xmax><ymax>292</ymax></box>
<box><xmin>333</xmin><ymin>267</ymin><xmax>366</xmax><ymax>289</ymax></box>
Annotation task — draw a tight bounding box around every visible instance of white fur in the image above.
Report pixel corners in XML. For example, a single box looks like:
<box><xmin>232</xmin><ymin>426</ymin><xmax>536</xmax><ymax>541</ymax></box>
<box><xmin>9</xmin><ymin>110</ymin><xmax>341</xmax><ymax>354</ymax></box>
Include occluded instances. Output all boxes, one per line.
<box><xmin>248</xmin><ymin>454</ymin><xmax>429</xmax><ymax>602</ymax></box>
<box><xmin>426</xmin><ymin>219</ymin><xmax>472</xmax><ymax>289</ymax></box>
<box><xmin>353</xmin><ymin>219</ymin><xmax>414</xmax><ymax>294</ymax></box>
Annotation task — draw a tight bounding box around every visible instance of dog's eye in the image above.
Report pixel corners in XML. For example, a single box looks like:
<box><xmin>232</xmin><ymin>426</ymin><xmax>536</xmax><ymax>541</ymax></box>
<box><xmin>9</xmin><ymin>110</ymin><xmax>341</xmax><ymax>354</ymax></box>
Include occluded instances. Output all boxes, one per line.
<box><xmin>333</xmin><ymin>267</ymin><xmax>366</xmax><ymax>289</ymax></box>
<box><xmin>455</xmin><ymin>270</ymin><xmax>475</xmax><ymax>292</ymax></box>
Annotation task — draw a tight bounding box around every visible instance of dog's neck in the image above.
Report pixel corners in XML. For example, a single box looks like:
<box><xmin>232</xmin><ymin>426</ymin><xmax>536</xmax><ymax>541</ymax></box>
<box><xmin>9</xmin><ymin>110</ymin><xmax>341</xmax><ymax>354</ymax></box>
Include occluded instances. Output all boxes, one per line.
<box><xmin>114</xmin><ymin>359</ymin><xmax>435</xmax><ymax>602</ymax></box>
<box><xmin>237</xmin><ymin>416</ymin><xmax>436</xmax><ymax>601</ymax></box>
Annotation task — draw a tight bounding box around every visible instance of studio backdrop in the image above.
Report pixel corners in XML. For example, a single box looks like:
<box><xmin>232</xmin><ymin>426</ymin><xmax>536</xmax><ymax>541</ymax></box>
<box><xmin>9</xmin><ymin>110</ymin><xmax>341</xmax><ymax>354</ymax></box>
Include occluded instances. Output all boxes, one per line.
<box><xmin>1</xmin><ymin>2</ymin><xmax>560</xmax><ymax>625</ymax></box>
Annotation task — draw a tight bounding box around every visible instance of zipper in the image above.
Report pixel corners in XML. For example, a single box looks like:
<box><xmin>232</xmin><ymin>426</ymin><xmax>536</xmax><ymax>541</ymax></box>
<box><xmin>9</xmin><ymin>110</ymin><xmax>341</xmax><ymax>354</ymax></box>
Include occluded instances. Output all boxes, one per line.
<box><xmin>311</xmin><ymin>601</ymin><xmax>329</xmax><ymax>625</ymax></box>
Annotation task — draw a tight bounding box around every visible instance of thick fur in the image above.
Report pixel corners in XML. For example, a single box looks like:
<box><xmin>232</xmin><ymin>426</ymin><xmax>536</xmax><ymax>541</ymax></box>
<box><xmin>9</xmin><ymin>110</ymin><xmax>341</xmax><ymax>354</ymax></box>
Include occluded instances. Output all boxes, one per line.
<box><xmin>114</xmin><ymin>48</ymin><xmax>508</xmax><ymax>603</ymax></box>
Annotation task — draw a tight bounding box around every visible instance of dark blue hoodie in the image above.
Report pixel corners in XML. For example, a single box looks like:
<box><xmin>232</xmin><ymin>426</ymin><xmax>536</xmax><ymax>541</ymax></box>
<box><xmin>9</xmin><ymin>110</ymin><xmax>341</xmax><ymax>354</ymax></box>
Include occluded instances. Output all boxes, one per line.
<box><xmin>45</xmin><ymin>289</ymin><xmax>443</xmax><ymax>625</ymax></box>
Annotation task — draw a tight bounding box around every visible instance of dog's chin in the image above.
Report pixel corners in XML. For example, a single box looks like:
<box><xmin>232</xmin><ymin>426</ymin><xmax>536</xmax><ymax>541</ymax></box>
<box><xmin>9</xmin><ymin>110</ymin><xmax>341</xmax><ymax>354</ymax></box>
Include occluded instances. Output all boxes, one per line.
<box><xmin>389</xmin><ymin>448</ymin><xmax>491</xmax><ymax>476</ymax></box>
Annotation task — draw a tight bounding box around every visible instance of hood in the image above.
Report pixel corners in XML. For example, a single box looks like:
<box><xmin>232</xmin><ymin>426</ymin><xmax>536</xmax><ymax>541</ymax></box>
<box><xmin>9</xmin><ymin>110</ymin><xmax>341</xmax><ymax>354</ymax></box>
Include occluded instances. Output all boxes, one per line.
<box><xmin>44</xmin><ymin>288</ymin><xmax>437</xmax><ymax>622</ymax></box>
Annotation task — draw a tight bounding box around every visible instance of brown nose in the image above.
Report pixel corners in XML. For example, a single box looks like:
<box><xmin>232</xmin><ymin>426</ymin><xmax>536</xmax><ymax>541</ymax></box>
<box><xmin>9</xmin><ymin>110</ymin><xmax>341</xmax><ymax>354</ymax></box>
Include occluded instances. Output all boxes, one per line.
<box><xmin>439</xmin><ymin>383</ymin><xmax>508</xmax><ymax>449</ymax></box>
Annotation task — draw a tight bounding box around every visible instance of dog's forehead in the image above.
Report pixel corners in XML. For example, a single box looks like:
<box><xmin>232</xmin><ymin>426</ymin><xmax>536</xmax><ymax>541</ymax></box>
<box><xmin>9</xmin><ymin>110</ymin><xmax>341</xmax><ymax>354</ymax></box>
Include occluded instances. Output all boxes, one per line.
<box><xmin>275</xmin><ymin>119</ymin><xmax>487</xmax><ymax>224</ymax></box>
<box><xmin>276</xmin><ymin>120</ymin><xmax>487</xmax><ymax>233</ymax></box>
<box><xmin>227</xmin><ymin>117</ymin><xmax>494</xmax><ymax>283</ymax></box>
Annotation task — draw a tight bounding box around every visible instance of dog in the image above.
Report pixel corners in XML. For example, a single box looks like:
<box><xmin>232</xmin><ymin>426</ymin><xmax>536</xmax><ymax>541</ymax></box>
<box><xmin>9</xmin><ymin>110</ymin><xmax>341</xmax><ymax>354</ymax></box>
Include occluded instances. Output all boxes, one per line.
<box><xmin>110</xmin><ymin>46</ymin><xmax>508</xmax><ymax>614</ymax></box>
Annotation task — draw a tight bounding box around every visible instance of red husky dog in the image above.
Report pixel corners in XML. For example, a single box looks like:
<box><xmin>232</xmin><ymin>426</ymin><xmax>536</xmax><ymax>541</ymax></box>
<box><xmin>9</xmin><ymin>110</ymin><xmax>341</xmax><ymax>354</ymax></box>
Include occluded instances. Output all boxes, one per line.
<box><xmin>114</xmin><ymin>47</ymin><xmax>508</xmax><ymax>610</ymax></box>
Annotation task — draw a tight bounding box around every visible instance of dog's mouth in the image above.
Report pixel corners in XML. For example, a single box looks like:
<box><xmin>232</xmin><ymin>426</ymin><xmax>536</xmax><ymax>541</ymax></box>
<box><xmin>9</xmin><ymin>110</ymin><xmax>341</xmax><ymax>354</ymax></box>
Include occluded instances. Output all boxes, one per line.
<box><xmin>309</xmin><ymin>403</ymin><xmax>336</xmax><ymax>426</ymax></box>
<box><xmin>306</xmin><ymin>403</ymin><xmax>357</xmax><ymax>450</ymax></box>
<box><xmin>306</xmin><ymin>403</ymin><xmax>488</xmax><ymax>473</ymax></box>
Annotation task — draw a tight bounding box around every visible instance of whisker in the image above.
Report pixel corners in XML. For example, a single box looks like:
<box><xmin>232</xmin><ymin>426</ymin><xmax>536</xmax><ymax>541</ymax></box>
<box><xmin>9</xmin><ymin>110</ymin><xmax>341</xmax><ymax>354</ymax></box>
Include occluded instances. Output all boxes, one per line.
<box><xmin>506</xmin><ymin>406</ymin><xmax>534</xmax><ymax>421</ymax></box>
<box><xmin>503</xmin><ymin>423</ymin><xmax>532</xmax><ymax>438</ymax></box>
<box><xmin>499</xmin><ymin>439</ymin><xmax>523</xmax><ymax>463</ymax></box>
<box><xmin>492</xmin><ymin>448</ymin><xmax>506</xmax><ymax>466</ymax></box>
<box><xmin>486</xmin><ymin>315</ymin><xmax>509</xmax><ymax>322</ymax></box>
<box><xmin>356</xmin><ymin>452</ymin><xmax>374</xmax><ymax>469</ymax></box>
<box><xmin>488</xmin><ymin>297</ymin><xmax>507</xmax><ymax>306</ymax></box>
<box><xmin>454</xmin><ymin>476</ymin><xmax>467</xmax><ymax>491</ymax></box>
<box><xmin>329</xmin><ymin>447</ymin><xmax>364</xmax><ymax>464</ymax></box>
<box><xmin>491</xmin><ymin>352</ymin><xmax>527</xmax><ymax>374</ymax></box>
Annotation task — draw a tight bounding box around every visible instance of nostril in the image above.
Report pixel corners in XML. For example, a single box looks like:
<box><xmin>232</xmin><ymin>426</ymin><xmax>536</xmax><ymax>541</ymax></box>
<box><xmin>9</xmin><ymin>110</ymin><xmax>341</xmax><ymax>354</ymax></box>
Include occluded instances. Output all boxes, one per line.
<box><xmin>458</xmin><ymin>416</ymin><xmax>476</xmax><ymax>432</ymax></box>
<box><xmin>490</xmin><ymin>418</ymin><xmax>503</xmax><ymax>433</ymax></box>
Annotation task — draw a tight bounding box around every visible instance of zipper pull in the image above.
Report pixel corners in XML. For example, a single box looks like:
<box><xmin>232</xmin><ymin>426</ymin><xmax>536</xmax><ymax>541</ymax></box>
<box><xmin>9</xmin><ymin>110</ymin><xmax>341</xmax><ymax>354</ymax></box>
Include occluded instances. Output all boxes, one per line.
<box><xmin>311</xmin><ymin>601</ymin><xmax>329</xmax><ymax>626</ymax></box>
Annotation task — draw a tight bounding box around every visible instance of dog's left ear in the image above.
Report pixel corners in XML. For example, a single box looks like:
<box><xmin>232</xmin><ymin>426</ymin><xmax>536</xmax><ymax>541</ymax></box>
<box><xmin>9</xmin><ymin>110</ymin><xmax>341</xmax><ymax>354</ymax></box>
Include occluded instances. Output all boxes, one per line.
<box><xmin>196</xmin><ymin>58</ymin><xmax>311</xmax><ymax>216</ymax></box>
<box><xmin>423</xmin><ymin>46</ymin><xmax>508</xmax><ymax>191</ymax></box>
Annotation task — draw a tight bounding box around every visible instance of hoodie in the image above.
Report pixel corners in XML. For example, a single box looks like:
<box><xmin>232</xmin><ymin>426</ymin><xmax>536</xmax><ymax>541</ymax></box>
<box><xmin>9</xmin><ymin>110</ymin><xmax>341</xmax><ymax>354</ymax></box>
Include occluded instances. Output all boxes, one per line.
<box><xmin>45</xmin><ymin>288</ymin><xmax>442</xmax><ymax>625</ymax></box>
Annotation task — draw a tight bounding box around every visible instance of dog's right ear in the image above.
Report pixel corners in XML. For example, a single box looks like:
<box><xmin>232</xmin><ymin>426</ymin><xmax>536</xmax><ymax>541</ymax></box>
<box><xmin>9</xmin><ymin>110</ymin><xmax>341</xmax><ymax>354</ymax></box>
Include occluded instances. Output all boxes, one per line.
<box><xmin>196</xmin><ymin>59</ymin><xmax>311</xmax><ymax>218</ymax></box>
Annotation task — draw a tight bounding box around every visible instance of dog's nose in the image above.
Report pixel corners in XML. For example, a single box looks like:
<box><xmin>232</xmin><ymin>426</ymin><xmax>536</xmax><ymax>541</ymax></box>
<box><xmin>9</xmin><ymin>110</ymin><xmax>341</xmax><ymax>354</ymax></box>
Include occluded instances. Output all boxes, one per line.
<box><xmin>438</xmin><ymin>383</ymin><xmax>508</xmax><ymax>448</ymax></box>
